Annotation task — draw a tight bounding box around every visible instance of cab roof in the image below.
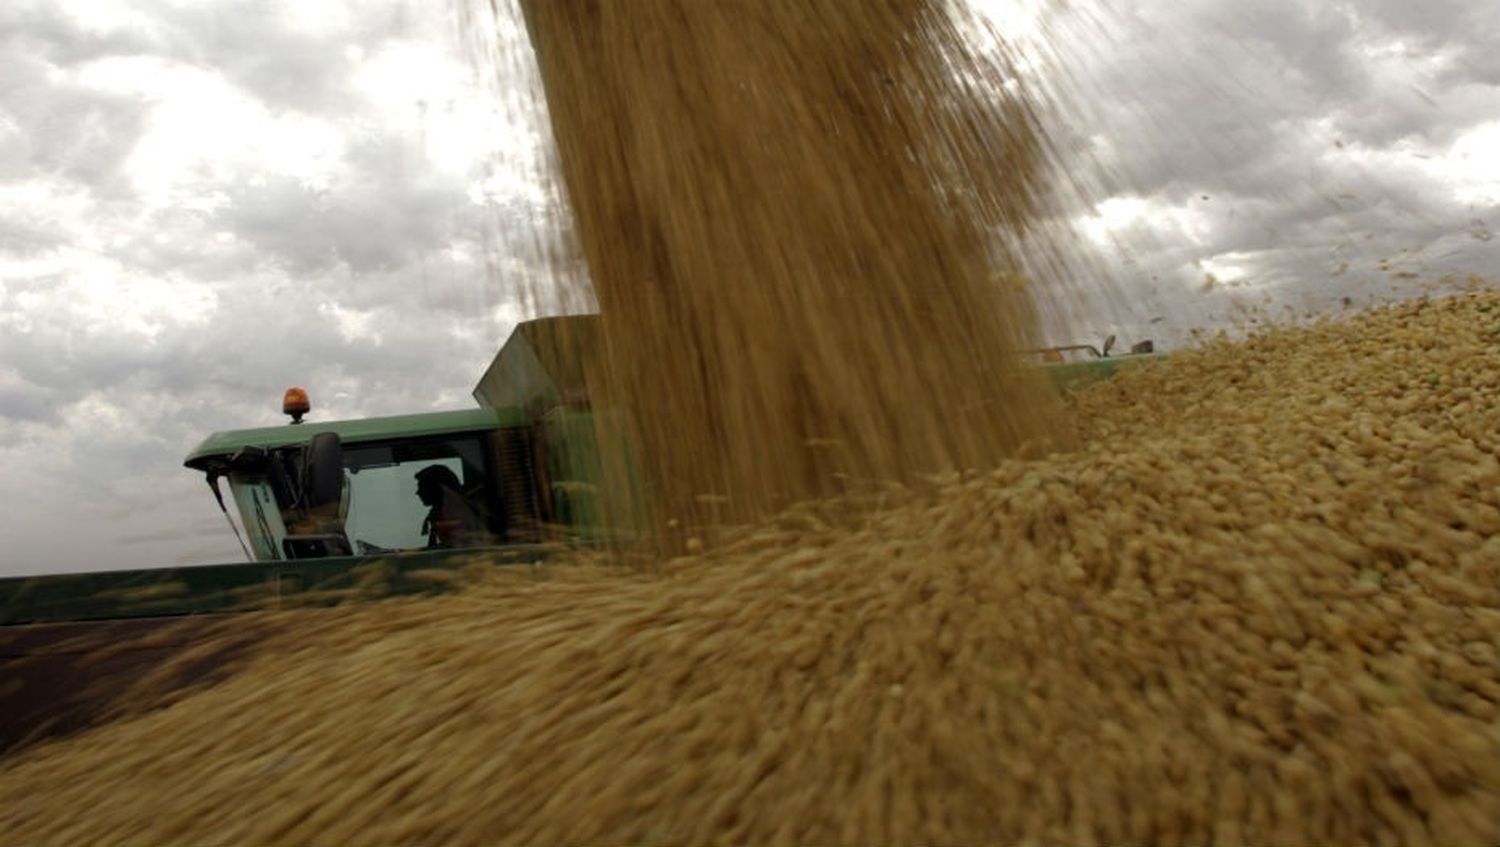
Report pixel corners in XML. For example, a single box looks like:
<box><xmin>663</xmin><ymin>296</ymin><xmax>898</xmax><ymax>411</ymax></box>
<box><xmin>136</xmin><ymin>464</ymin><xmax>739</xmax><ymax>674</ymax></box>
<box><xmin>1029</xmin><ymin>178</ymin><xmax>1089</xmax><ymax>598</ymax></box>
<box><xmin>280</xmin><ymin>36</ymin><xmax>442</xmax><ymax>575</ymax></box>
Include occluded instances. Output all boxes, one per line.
<box><xmin>183</xmin><ymin>406</ymin><xmax>527</xmax><ymax>472</ymax></box>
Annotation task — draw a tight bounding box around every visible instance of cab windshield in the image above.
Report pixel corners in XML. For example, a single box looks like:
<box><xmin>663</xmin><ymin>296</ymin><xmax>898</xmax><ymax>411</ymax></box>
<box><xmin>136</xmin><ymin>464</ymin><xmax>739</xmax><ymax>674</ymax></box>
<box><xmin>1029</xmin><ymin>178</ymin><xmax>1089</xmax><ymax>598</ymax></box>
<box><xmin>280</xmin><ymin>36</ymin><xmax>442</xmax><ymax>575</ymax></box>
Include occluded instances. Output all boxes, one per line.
<box><xmin>341</xmin><ymin>435</ymin><xmax>498</xmax><ymax>554</ymax></box>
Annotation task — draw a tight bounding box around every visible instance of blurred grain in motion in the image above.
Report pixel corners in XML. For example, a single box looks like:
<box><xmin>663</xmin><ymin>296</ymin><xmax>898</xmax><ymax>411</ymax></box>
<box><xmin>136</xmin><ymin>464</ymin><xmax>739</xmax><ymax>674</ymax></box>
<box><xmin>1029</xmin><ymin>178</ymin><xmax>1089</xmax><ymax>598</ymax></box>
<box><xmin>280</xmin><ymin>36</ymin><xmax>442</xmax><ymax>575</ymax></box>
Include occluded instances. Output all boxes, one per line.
<box><xmin>516</xmin><ymin>0</ymin><xmax>1064</xmax><ymax>534</ymax></box>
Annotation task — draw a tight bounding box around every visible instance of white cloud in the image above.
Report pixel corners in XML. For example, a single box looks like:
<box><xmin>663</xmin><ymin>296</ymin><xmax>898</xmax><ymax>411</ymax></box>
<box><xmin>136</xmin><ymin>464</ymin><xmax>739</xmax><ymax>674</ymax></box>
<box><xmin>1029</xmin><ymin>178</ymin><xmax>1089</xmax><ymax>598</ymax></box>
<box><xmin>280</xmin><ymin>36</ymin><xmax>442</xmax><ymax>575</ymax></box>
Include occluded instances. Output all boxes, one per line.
<box><xmin>73</xmin><ymin>55</ymin><xmax>348</xmax><ymax>201</ymax></box>
<box><xmin>1</xmin><ymin>250</ymin><xmax>215</xmax><ymax>339</ymax></box>
<box><xmin>352</xmin><ymin>40</ymin><xmax>458</xmax><ymax>120</ymax></box>
<box><xmin>318</xmin><ymin>300</ymin><xmax>379</xmax><ymax>344</ymax></box>
<box><xmin>275</xmin><ymin>0</ymin><xmax>355</xmax><ymax>37</ymax></box>
<box><xmin>1079</xmin><ymin>196</ymin><xmax>1214</xmax><ymax>248</ymax></box>
<box><xmin>1439</xmin><ymin>121</ymin><xmax>1500</xmax><ymax>207</ymax></box>
<box><xmin>51</xmin><ymin>0</ymin><xmax>165</xmax><ymax>41</ymax></box>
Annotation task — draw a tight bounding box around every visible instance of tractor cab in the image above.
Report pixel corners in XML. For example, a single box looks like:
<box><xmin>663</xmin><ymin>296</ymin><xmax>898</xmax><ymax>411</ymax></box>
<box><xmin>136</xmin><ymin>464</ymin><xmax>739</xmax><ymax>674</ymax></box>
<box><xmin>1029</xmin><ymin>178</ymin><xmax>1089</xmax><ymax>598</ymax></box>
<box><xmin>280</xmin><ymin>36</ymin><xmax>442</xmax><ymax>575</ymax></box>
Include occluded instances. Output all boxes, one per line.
<box><xmin>184</xmin><ymin>405</ymin><xmax>547</xmax><ymax>562</ymax></box>
<box><xmin>183</xmin><ymin>316</ymin><xmax>623</xmax><ymax>563</ymax></box>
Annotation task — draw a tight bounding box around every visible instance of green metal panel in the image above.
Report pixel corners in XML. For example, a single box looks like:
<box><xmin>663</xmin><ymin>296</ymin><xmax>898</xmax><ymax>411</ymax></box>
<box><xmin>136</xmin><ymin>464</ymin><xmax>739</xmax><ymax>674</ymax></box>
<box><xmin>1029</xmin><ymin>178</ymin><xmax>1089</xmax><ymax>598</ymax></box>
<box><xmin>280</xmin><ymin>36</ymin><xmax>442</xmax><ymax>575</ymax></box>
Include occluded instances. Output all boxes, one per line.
<box><xmin>542</xmin><ymin>407</ymin><xmax>601</xmax><ymax>533</ymax></box>
<box><xmin>183</xmin><ymin>407</ymin><xmax>529</xmax><ymax>471</ymax></box>
<box><xmin>539</xmin><ymin>407</ymin><xmax>648</xmax><ymax>540</ymax></box>
<box><xmin>1044</xmin><ymin>353</ymin><xmax>1164</xmax><ymax>392</ymax></box>
<box><xmin>473</xmin><ymin>315</ymin><xmax>601</xmax><ymax>413</ymax></box>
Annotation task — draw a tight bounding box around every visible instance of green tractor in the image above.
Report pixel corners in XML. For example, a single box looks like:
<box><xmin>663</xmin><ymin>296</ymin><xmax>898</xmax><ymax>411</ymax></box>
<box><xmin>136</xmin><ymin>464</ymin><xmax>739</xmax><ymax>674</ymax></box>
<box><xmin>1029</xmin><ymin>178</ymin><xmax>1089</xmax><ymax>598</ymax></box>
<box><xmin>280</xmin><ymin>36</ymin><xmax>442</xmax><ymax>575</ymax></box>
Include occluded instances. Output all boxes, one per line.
<box><xmin>0</xmin><ymin>314</ymin><xmax>1155</xmax><ymax>755</ymax></box>
<box><xmin>2</xmin><ymin>316</ymin><xmax>620</xmax><ymax>627</ymax></box>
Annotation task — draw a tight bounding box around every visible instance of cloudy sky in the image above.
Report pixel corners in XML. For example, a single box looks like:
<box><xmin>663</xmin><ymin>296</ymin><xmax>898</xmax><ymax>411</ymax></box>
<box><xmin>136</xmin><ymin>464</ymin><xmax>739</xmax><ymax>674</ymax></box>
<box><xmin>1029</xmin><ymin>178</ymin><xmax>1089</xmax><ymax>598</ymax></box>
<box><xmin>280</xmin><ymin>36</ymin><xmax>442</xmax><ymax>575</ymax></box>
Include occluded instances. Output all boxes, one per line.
<box><xmin>1</xmin><ymin>0</ymin><xmax>1496</xmax><ymax>575</ymax></box>
<box><xmin>1034</xmin><ymin>0</ymin><xmax>1500</xmax><ymax>339</ymax></box>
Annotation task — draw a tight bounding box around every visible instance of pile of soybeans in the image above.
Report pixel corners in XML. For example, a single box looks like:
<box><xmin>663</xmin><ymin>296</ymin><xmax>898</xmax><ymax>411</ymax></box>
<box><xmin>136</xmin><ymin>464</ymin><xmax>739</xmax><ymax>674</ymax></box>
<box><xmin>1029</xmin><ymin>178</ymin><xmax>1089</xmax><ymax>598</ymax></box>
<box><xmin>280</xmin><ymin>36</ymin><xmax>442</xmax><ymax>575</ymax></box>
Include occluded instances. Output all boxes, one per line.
<box><xmin>2</xmin><ymin>290</ymin><xmax>1498</xmax><ymax>845</ymax></box>
<box><xmin>6</xmin><ymin>1</ymin><xmax>1496</xmax><ymax>843</ymax></box>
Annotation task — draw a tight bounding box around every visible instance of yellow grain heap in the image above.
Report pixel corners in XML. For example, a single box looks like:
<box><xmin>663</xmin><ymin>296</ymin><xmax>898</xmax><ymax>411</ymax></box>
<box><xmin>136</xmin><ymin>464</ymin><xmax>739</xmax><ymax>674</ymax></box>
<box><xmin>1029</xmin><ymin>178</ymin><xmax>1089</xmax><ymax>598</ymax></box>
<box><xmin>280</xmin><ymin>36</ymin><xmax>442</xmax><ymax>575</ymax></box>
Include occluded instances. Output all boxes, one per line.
<box><xmin>2</xmin><ymin>290</ymin><xmax>1498</xmax><ymax>845</ymax></box>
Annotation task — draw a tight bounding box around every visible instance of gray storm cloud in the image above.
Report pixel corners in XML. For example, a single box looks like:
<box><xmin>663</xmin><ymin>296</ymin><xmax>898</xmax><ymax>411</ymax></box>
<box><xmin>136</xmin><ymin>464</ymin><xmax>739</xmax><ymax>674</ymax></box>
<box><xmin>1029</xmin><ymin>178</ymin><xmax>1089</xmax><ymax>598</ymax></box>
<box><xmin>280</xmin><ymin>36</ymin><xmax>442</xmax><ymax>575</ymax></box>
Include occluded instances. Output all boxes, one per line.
<box><xmin>1011</xmin><ymin>0</ymin><xmax>1500</xmax><ymax>350</ymax></box>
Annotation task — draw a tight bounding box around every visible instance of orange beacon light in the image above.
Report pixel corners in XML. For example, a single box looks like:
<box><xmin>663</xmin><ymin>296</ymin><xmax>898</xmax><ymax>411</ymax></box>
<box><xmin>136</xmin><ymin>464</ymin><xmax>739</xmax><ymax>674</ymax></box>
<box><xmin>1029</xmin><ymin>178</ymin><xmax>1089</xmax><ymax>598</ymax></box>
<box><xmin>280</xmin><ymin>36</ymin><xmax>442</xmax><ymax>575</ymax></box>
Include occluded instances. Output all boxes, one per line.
<box><xmin>283</xmin><ymin>387</ymin><xmax>311</xmax><ymax>424</ymax></box>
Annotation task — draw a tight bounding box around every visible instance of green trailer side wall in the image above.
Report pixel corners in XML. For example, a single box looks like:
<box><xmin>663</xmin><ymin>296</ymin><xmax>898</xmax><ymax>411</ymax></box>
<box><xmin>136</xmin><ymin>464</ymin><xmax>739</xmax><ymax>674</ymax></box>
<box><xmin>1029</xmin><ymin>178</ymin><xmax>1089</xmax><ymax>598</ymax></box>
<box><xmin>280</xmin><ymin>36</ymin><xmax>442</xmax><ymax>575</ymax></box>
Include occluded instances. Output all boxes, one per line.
<box><xmin>0</xmin><ymin>546</ymin><xmax>563</xmax><ymax>625</ymax></box>
<box><xmin>472</xmin><ymin>315</ymin><xmax>646</xmax><ymax>540</ymax></box>
<box><xmin>539</xmin><ymin>406</ymin><xmax>648</xmax><ymax>541</ymax></box>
